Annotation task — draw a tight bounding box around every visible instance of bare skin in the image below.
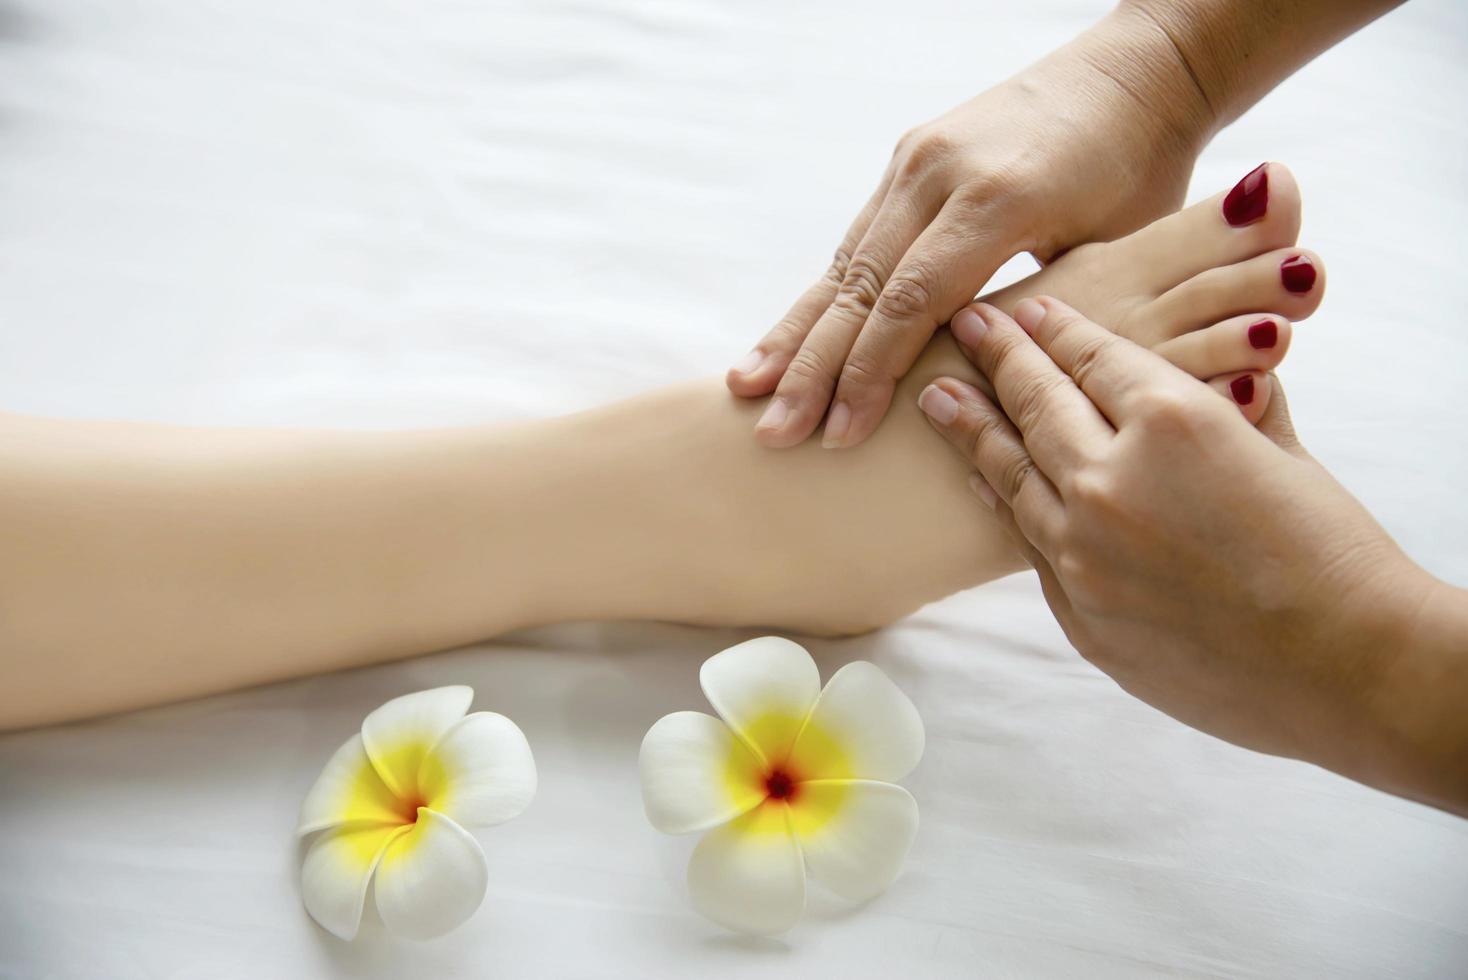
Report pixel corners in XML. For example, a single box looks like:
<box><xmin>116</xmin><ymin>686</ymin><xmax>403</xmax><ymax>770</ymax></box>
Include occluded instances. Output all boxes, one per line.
<box><xmin>730</xmin><ymin>0</ymin><xmax>1401</xmax><ymax>450</ymax></box>
<box><xmin>921</xmin><ymin>297</ymin><xmax>1468</xmax><ymax>817</ymax></box>
<box><xmin>0</xmin><ymin>166</ymin><xmax>1323</xmax><ymax>729</ymax></box>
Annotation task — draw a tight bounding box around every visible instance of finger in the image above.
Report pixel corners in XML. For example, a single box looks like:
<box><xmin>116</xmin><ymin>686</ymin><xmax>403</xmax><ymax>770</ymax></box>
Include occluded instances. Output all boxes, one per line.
<box><xmin>1255</xmin><ymin>372</ymin><xmax>1310</xmax><ymax>458</ymax></box>
<box><xmin>973</xmin><ymin>475</ymin><xmax>1041</xmax><ymax>565</ymax></box>
<box><xmin>1006</xmin><ymin>296</ymin><xmax>1198</xmax><ymax>426</ymax></box>
<box><xmin>824</xmin><ymin>194</ymin><xmax>1021</xmax><ymax>449</ymax></box>
<box><xmin>918</xmin><ymin>378</ymin><xmax>1065</xmax><ymax>557</ymax></box>
<box><xmin>727</xmin><ymin>161</ymin><xmax>897</xmax><ymax>398</ymax></box>
<box><xmin>1206</xmin><ymin>370</ymin><xmax>1271</xmax><ymax>425</ymax></box>
<box><xmin>756</xmin><ymin>188</ymin><xmax>943</xmax><ymax>448</ymax></box>
<box><xmin>984</xmin><ymin>488</ymin><xmax>1081</xmax><ymax>640</ymax></box>
<box><xmin>947</xmin><ymin>302</ymin><xmax>1113</xmax><ymax>474</ymax></box>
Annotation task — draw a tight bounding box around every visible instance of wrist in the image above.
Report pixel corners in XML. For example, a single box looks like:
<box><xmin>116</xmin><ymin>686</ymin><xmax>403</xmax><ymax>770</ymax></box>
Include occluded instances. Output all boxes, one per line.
<box><xmin>1366</xmin><ymin>574</ymin><xmax>1468</xmax><ymax>814</ymax></box>
<box><xmin>1063</xmin><ymin>5</ymin><xmax>1218</xmax><ymax>155</ymax></box>
<box><xmin>1113</xmin><ymin>0</ymin><xmax>1406</xmax><ymax>134</ymax></box>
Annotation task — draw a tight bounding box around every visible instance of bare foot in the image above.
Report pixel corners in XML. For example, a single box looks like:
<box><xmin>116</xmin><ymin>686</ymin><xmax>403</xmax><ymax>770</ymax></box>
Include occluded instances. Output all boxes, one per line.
<box><xmin>928</xmin><ymin>160</ymin><xmax>1322</xmax><ymax>426</ymax></box>
<box><xmin>696</xmin><ymin>163</ymin><xmax>1325</xmax><ymax>634</ymax></box>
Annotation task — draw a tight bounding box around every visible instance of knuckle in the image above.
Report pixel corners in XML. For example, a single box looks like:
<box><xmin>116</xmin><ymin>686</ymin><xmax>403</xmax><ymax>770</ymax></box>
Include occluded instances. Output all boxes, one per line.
<box><xmin>1134</xmin><ymin>386</ymin><xmax>1208</xmax><ymax>435</ymax></box>
<box><xmin>1009</xmin><ymin>372</ymin><xmax>1070</xmax><ymax>427</ymax></box>
<box><xmin>963</xmin><ymin>408</ymin><xmax>1009</xmax><ymax>467</ymax></box>
<box><xmin>824</xmin><ymin>247</ymin><xmax>853</xmax><ymax>286</ymax></box>
<box><xmin>896</xmin><ymin>128</ymin><xmax>958</xmax><ymax>178</ymax></box>
<box><xmin>834</xmin><ymin>259</ymin><xmax>886</xmax><ymax>314</ymax></box>
<box><xmin>837</xmin><ymin>355</ymin><xmax>889</xmax><ymax>393</ymax></box>
<box><xmin>955</xmin><ymin>166</ymin><xmax>1019</xmax><ymax>204</ymax></box>
<box><xmin>1065</xmin><ymin>333</ymin><xmax>1122</xmax><ymax>390</ymax></box>
<box><xmin>1065</xmin><ymin>470</ymin><xmax>1113</xmax><ymax>510</ymax></box>
<box><xmin>1055</xmin><ymin>550</ymin><xmax>1088</xmax><ymax>588</ymax></box>
<box><xmin>1063</xmin><ymin>471</ymin><xmax>1134</xmax><ymax>532</ymax></box>
<box><xmin>873</xmin><ymin>273</ymin><xmax>933</xmax><ymax>322</ymax></box>
<box><xmin>995</xmin><ymin>449</ymin><xmax>1039</xmax><ymax>501</ymax></box>
<box><xmin>782</xmin><ymin>348</ymin><xmax>838</xmax><ymax>388</ymax></box>
<box><xmin>955</xmin><ymin>164</ymin><xmax>1036</xmax><ymax>218</ymax></box>
<box><xmin>1055</xmin><ymin>549</ymin><xmax>1107</xmax><ymax>612</ymax></box>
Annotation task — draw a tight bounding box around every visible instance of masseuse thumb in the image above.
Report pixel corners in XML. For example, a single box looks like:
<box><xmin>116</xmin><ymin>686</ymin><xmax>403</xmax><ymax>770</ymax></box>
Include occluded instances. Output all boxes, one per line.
<box><xmin>1257</xmin><ymin>373</ymin><xmax>1307</xmax><ymax>459</ymax></box>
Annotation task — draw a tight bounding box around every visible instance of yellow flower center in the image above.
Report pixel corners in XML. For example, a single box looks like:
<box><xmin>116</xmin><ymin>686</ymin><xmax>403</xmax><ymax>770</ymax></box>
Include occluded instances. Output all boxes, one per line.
<box><xmin>720</xmin><ymin>711</ymin><xmax>855</xmax><ymax>837</ymax></box>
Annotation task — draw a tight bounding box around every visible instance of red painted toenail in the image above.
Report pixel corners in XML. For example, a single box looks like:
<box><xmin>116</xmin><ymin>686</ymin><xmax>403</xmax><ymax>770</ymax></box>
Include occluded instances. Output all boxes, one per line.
<box><xmin>1247</xmin><ymin>319</ymin><xmax>1278</xmax><ymax>349</ymax></box>
<box><xmin>1280</xmin><ymin>255</ymin><xmax>1316</xmax><ymax>293</ymax></box>
<box><xmin>1222</xmin><ymin>163</ymin><xmax>1269</xmax><ymax>226</ymax></box>
<box><xmin>1230</xmin><ymin>375</ymin><xmax>1255</xmax><ymax>405</ymax></box>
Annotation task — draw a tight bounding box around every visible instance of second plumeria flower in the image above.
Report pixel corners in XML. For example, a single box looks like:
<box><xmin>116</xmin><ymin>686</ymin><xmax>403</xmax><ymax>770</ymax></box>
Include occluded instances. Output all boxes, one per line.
<box><xmin>639</xmin><ymin>637</ymin><xmax>924</xmax><ymax>934</ymax></box>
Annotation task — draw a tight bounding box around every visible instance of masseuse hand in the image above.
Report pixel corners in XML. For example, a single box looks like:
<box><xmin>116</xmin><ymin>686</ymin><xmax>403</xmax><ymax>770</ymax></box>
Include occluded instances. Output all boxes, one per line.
<box><xmin>732</xmin><ymin>0</ymin><xmax>1406</xmax><ymax>450</ymax></box>
<box><xmin>727</xmin><ymin>8</ymin><xmax>1213</xmax><ymax>450</ymax></box>
<box><xmin>919</xmin><ymin>297</ymin><xmax>1468</xmax><ymax>816</ymax></box>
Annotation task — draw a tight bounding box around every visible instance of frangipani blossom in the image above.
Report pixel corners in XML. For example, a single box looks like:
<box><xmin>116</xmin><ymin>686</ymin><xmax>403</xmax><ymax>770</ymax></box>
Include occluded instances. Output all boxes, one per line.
<box><xmin>296</xmin><ymin>686</ymin><xmax>536</xmax><ymax>941</ymax></box>
<box><xmin>639</xmin><ymin>637</ymin><xmax>924</xmax><ymax>935</ymax></box>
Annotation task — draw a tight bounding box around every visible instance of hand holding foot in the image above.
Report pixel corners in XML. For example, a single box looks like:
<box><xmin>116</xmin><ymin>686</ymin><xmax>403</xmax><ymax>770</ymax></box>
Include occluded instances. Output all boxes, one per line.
<box><xmin>728</xmin><ymin>0</ymin><xmax>1403</xmax><ymax>450</ymax></box>
<box><xmin>724</xmin><ymin>6</ymin><xmax>1214</xmax><ymax>450</ymax></box>
<box><xmin>919</xmin><ymin>297</ymin><xmax>1468</xmax><ymax>816</ymax></box>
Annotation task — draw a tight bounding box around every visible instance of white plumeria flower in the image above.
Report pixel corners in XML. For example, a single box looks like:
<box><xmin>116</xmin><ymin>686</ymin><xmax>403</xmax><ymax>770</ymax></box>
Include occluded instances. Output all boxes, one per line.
<box><xmin>296</xmin><ymin>686</ymin><xmax>536</xmax><ymax>941</ymax></box>
<box><xmin>639</xmin><ymin>637</ymin><xmax>924</xmax><ymax>935</ymax></box>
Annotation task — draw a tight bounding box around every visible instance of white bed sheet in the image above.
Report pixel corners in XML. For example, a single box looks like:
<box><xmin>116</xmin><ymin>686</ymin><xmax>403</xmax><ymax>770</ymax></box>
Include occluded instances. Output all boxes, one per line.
<box><xmin>1</xmin><ymin>1</ymin><xmax>1466</xmax><ymax>977</ymax></box>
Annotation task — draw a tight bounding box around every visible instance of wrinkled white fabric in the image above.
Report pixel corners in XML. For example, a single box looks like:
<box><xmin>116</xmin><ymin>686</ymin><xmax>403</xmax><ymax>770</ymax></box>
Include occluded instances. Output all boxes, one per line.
<box><xmin>1</xmin><ymin>0</ymin><xmax>1466</xmax><ymax>976</ymax></box>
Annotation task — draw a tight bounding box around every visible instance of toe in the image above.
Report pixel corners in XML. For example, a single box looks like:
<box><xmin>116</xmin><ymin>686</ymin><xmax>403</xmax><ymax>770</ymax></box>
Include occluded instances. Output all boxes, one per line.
<box><xmin>1139</xmin><ymin>248</ymin><xmax>1326</xmax><ymax>344</ymax></box>
<box><xmin>1111</xmin><ymin>162</ymin><xmax>1303</xmax><ymax>296</ymax></box>
<box><xmin>1152</xmin><ymin>314</ymin><xmax>1292</xmax><ymax>380</ymax></box>
<box><xmin>1209</xmin><ymin>370</ymin><xmax>1272</xmax><ymax>425</ymax></box>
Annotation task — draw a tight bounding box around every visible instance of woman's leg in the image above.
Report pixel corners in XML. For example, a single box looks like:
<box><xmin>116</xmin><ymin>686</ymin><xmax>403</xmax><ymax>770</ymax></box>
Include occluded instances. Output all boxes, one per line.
<box><xmin>0</xmin><ymin>165</ymin><xmax>1322</xmax><ymax>728</ymax></box>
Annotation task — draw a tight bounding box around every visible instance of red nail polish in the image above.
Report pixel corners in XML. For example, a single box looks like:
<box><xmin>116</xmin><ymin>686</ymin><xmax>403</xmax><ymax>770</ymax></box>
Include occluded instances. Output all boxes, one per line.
<box><xmin>1230</xmin><ymin>375</ymin><xmax>1255</xmax><ymax>405</ymax></box>
<box><xmin>1222</xmin><ymin>162</ymin><xmax>1269</xmax><ymax>227</ymax></box>
<box><xmin>1280</xmin><ymin>255</ymin><xmax>1315</xmax><ymax>293</ymax></box>
<box><xmin>1247</xmin><ymin>319</ymin><xmax>1278</xmax><ymax>349</ymax></box>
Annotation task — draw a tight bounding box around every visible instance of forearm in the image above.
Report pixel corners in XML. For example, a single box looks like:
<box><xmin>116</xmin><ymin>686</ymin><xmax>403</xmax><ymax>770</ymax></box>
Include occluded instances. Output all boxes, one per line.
<box><xmin>1366</xmin><ymin>577</ymin><xmax>1468</xmax><ymax>816</ymax></box>
<box><xmin>1119</xmin><ymin>0</ymin><xmax>1406</xmax><ymax>131</ymax></box>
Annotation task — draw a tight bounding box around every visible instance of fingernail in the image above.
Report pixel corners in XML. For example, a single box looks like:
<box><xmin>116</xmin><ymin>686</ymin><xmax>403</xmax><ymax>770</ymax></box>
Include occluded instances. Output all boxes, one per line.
<box><xmin>822</xmin><ymin>402</ymin><xmax>851</xmax><ymax>449</ymax></box>
<box><xmin>1230</xmin><ymin>374</ymin><xmax>1255</xmax><ymax>405</ymax></box>
<box><xmin>732</xmin><ymin>349</ymin><xmax>765</xmax><ymax>375</ymax></box>
<box><xmin>951</xmin><ymin>308</ymin><xmax>988</xmax><ymax>347</ymax></box>
<box><xmin>757</xmin><ymin>397</ymin><xmax>789</xmax><ymax>431</ymax></box>
<box><xmin>968</xmin><ymin>473</ymin><xmax>997</xmax><ymax>509</ymax></box>
<box><xmin>1247</xmin><ymin>319</ymin><xmax>1278</xmax><ymax>349</ymax></box>
<box><xmin>1222</xmin><ymin>162</ymin><xmax>1269</xmax><ymax>227</ymax></box>
<box><xmin>1280</xmin><ymin>255</ymin><xmax>1315</xmax><ymax>293</ymax></box>
<box><xmin>1011</xmin><ymin>299</ymin><xmax>1046</xmax><ymax>334</ymax></box>
<box><xmin>918</xmin><ymin>385</ymin><xmax>959</xmax><ymax>425</ymax></box>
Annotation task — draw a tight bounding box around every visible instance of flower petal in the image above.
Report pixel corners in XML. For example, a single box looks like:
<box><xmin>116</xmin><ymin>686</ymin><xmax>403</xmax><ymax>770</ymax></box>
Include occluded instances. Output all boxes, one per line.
<box><xmin>419</xmin><ymin>712</ymin><xmax>537</xmax><ymax>828</ymax></box>
<box><xmin>297</xmin><ymin>733</ymin><xmax>408</xmax><ymax>836</ymax></box>
<box><xmin>687</xmin><ymin>802</ymin><xmax>806</xmax><ymax>935</ymax></box>
<box><xmin>639</xmin><ymin>711</ymin><xmax>767</xmax><ymax>835</ymax></box>
<box><xmin>793</xmin><ymin>780</ymin><xmax>918</xmax><ymax>903</ymax></box>
<box><xmin>361</xmin><ymin>686</ymin><xmax>474</xmax><ymax>799</ymax></box>
<box><xmin>699</xmin><ymin>636</ymin><xmax>820</xmax><ymax>764</ymax></box>
<box><xmin>372</xmin><ymin>808</ymin><xmax>490</xmax><ymax>941</ymax></box>
<box><xmin>300</xmin><ymin>822</ymin><xmax>410</xmax><ymax>940</ymax></box>
<box><xmin>787</xmin><ymin>661</ymin><xmax>924</xmax><ymax>781</ymax></box>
